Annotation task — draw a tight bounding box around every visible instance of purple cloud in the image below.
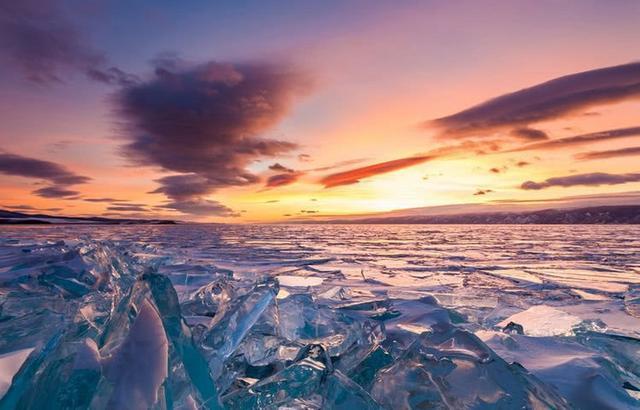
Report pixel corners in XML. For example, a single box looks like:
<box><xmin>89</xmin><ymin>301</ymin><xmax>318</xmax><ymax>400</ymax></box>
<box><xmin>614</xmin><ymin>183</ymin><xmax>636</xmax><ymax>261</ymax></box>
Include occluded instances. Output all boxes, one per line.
<box><xmin>265</xmin><ymin>172</ymin><xmax>303</xmax><ymax>188</ymax></box>
<box><xmin>431</xmin><ymin>62</ymin><xmax>640</xmax><ymax>138</ymax></box>
<box><xmin>510</xmin><ymin>128</ymin><xmax>549</xmax><ymax>141</ymax></box>
<box><xmin>508</xmin><ymin>126</ymin><xmax>640</xmax><ymax>153</ymax></box>
<box><xmin>0</xmin><ymin>0</ymin><xmax>135</xmax><ymax>85</ymax></box>
<box><xmin>575</xmin><ymin>146</ymin><xmax>640</xmax><ymax>160</ymax></box>
<box><xmin>117</xmin><ymin>57</ymin><xmax>310</xmax><ymax>215</ymax></box>
<box><xmin>0</xmin><ymin>151</ymin><xmax>90</xmax><ymax>198</ymax></box>
<box><xmin>521</xmin><ymin>172</ymin><xmax>640</xmax><ymax>190</ymax></box>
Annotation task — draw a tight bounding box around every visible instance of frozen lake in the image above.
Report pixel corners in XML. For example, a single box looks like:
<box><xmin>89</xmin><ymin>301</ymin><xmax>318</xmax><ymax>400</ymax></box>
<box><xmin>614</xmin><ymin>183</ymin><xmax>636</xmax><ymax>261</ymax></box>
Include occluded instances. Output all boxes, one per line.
<box><xmin>1</xmin><ymin>224</ymin><xmax>639</xmax><ymax>408</ymax></box>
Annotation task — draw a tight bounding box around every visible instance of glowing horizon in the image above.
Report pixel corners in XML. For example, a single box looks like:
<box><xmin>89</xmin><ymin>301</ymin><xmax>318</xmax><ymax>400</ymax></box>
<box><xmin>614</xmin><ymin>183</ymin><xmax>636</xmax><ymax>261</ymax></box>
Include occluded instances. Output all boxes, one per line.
<box><xmin>1</xmin><ymin>1</ymin><xmax>640</xmax><ymax>222</ymax></box>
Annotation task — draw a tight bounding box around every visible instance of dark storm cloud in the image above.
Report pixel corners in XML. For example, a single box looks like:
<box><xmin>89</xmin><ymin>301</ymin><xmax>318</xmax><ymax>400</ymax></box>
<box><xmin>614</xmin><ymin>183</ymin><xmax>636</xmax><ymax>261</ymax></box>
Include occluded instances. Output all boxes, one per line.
<box><xmin>265</xmin><ymin>172</ymin><xmax>303</xmax><ymax>188</ymax></box>
<box><xmin>507</xmin><ymin>126</ymin><xmax>640</xmax><ymax>153</ymax></box>
<box><xmin>0</xmin><ymin>151</ymin><xmax>90</xmax><ymax>198</ymax></box>
<box><xmin>117</xmin><ymin>58</ymin><xmax>309</xmax><ymax>216</ymax></box>
<box><xmin>430</xmin><ymin>62</ymin><xmax>640</xmax><ymax>138</ymax></box>
<box><xmin>510</xmin><ymin>128</ymin><xmax>548</xmax><ymax>141</ymax></box>
<box><xmin>575</xmin><ymin>146</ymin><xmax>640</xmax><ymax>160</ymax></box>
<box><xmin>0</xmin><ymin>0</ymin><xmax>135</xmax><ymax>85</ymax></box>
<box><xmin>521</xmin><ymin>172</ymin><xmax>640</xmax><ymax>190</ymax></box>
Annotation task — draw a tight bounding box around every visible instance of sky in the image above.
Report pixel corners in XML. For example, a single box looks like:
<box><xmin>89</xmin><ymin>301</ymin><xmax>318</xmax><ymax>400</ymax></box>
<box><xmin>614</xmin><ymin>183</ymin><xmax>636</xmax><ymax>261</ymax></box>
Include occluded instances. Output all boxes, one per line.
<box><xmin>1</xmin><ymin>0</ymin><xmax>640</xmax><ymax>222</ymax></box>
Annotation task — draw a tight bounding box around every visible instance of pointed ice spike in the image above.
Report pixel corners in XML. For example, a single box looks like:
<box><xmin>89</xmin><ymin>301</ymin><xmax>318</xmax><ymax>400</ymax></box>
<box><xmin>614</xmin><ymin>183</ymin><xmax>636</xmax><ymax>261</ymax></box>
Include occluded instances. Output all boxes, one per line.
<box><xmin>143</xmin><ymin>272</ymin><xmax>223</xmax><ymax>410</ymax></box>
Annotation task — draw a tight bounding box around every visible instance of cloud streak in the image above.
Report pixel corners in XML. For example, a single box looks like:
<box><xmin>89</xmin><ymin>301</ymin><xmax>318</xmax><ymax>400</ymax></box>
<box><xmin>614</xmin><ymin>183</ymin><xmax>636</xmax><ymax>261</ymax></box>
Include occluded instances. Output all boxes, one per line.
<box><xmin>575</xmin><ymin>146</ymin><xmax>640</xmax><ymax>160</ymax></box>
<box><xmin>431</xmin><ymin>62</ymin><xmax>640</xmax><ymax>138</ymax></box>
<box><xmin>116</xmin><ymin>57</ymin><xmax>309</xmax><ymax>215</ymax></box>
<box><xmin>320</xmin><ymin>155</ymin><xmax>434</xmax><ymax>188</ymax></box>
<box><xmin>521</xmin><ymin>172</ymin><xmax>640</xmax><ymax>190</ymax></box>
<box><xmin>265</xmin><ymin>172</ymin><xmax>303</xmax><ymax>188</ymax></box>
<box><xmin>0</xmin><ymin>151</ymin><xmax>90</xmax><ymax>198</ymax></box>
<box><xmin>508</xmin><ymin>126</ymin><xmax>640</xmax><ymax>153</ymax></box>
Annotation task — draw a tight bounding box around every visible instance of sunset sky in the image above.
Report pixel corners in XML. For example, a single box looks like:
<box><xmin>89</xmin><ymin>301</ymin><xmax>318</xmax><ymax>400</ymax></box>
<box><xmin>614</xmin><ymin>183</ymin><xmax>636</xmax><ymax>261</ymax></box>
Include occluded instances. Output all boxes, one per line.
<box><xmin>1</xmin><ymin>0</ymin><xmax>640</xmax><ymax>222</ymax></box>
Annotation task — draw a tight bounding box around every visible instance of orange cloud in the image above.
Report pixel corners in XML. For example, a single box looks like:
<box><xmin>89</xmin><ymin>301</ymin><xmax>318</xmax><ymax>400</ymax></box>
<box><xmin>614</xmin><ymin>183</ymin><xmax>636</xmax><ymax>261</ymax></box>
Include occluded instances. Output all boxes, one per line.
<box><xmin>320</xmin><ymin>155</ymin><xmax>434</xmax><ymax>188</ymax></box>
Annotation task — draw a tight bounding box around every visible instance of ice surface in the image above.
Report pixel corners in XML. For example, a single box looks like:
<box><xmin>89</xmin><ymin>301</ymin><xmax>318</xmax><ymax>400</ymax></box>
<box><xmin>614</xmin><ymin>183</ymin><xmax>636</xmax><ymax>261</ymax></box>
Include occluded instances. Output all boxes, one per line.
<box><xmin>0</xmin><ymin>224</ymin><xmax>639</xmax><ymax>408</ymax></box>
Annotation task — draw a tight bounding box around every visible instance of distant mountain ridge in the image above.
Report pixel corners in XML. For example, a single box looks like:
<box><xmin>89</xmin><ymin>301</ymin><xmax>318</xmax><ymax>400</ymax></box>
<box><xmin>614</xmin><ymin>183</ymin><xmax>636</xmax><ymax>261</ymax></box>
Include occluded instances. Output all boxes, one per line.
<box><xmin>299</xmin><ymin>205</ymin><xmax>640</xmax><ymax>224</ymax></box>
<box><xmin>0</xmin><ymin>209</ymin><xmax>176</xmax><ymax>225</ymax></box>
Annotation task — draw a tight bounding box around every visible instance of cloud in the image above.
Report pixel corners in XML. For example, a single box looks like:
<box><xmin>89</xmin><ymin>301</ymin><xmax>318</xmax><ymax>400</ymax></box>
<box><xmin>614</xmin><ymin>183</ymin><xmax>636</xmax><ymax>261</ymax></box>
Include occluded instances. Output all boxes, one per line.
<box><xmin>0</xmin><ymin>0</ymin><xmax>135</xmax><ymax>85</ymax></box>
<box><xmin>117</xmin><ymin>57</ymin><xmax>309</xmax><ymax>216</ymax></box>
<box><xmin>510</xmin><ymin>128</ymin><xmax>549</xmax><ymax>141</ymax></box>
<box><xmin>32</xmin><ymin>186</ymin><xmax>80</xmax><ymax>198</ymax></box>
<box><xmin>508</xmin><ymin>126</ymin><xmax>640</xmax><ymax>153</ymax></box>
<box><xmin>430</xmin><ymin>62</ymin><xmax>640</xmax><ymax>138</ymax></box>
<box><xmin>320</xmin><ymin>155</ymin><xmax>434</xmax><ymax>188</ymax></box>
<box><xmin>106</xmin><ymin>205</ymin><xmax>148</xmax><ymax>212</ymax></box>
<box><xmin>0</xmin><ymin>151</ymin><xmax>90</xmax><ymax>198</ymax></box>
<box><xmin>83</xmin><ymin>197</ymin><xmax>128</xmax><ymax>203</ymax></box>
<box><xmin>157</xmin><ymin>199</ymin><xmax>239</xmax><ymax>217</ymax></box>
<box><xmin>309</xmin><ymin>158</ymin><xmax>370</xmax><ymax>173</ymax></box>
<box><xmin>489</xmin><ymin>167</ymin><xmax>501</xmax><ymax>174</ymax></box>
<box><xmin>473</xmin><ymin>189</ymin><xmax>493</xmax><ymax>196</ymax></box>
<box><xmin>521</xmin><ymin>172</ymin><xmax>640</xmax><ymax>190</ymax></box>
<box><xmin>265</xmin><ymin>172</ymin><xmax>303</xmax><ymax>188</ymax></box>
<box><xmin>575</xmin><ymin>146</ymin><xmax>640</xmax><ymax>160</ymax></box>
<box><xmin>3</xmin><ymin>204</ymin><xmax>62</xmax><ymax>212</ymax></box>
<box><xmin>318</xmin><ymin>141</ymin><xmax>490</xmax><ymax>188</ymax></box>
<box><xmin>298</xmin><ymin>154</ymin><xmax>312</xmax><ymax>162</ymax></box>
<box><xmin>269</xmin><ymin>163</ymin><xmax>294</xmax><ymax>173</ymax></box>
<box><xmin>516</xmin><ymin>161</ymin><xmax>530</xmax><ymax>167</ymax></box>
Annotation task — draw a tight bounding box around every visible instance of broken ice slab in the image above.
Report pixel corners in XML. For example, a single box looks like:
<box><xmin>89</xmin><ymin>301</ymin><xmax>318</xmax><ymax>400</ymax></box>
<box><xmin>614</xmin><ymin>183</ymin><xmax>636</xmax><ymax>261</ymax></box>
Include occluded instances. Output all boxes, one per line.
<box><xmin>222</xmin><ymin>344</ymin><xmax>332</xmax><ymax>409</ymax></box>
<box><xmin>479</xmin><ymin>330</ymin><xmax>640</xmax><ymax>409</ymax></box>
<box><xmin>180</xmin><ymin>277</ymin><xmax>235</xmax><ymax>320</ymax></box>
<box><xmin>200</xmin><ymin>278</ymin><xmax>279</xmax><ymax>378</ymax></box>
<box><xmin>144</xmin><ymin>272</ymin><xmax>223</xmax><ymax>409</ymax></box>
<box><xmin>223</xmin><ymin>343</ymin><xmax>382</xmax><ymax>409</ymax></box>
<box><xmin>497</xmin><ymin>305</ymin><xmax>582</xmax><ymax>337</ymax></box>
<box><xmin>276</xmin><ymin>293</ymin><xmax>377</xmax><ymax>358</ymax></box>
<box><xmin>624</xmin><ymin>285</ymin><xmax>640</xmax><ymax>318</ymax></box>
<box><xmin>371</xmin><ymin>324</ymin><xmax>570</xmax><ymax>409</ymax></box>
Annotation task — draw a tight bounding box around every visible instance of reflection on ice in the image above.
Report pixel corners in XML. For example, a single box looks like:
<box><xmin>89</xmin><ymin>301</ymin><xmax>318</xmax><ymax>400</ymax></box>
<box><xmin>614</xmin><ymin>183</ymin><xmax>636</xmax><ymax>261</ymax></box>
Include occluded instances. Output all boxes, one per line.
<box><xmin>0</xmin><ymin>224</ymin><xmax>639</xmax><ymax>408</ymax></box>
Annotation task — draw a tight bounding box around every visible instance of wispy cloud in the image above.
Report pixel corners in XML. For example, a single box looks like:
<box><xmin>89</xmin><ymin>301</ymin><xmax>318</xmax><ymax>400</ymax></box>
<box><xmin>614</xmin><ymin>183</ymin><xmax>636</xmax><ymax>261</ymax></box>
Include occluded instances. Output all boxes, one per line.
<box><xmin>521</xmin><ymin>172</ymin><xmax>640</xmax><ymax>190</ymax></box>
<box><xmin>510</xmin><ymin>128</ymin><xmax>549</xmax><ymax>141</ymax></box>
<box><xmin>106</xmin><ymin>204</ymin><xmax>148</xmax><ymax>212</ymax></box>
<box><xmin>0</xmin><ymin>151</ymin><xmax>90</xmax><ymax>198</ymax></box>
<box><xmin>265</xmin><ymin>172</ymin><xmax>303</xmax><ymax>188</ymax></box>
<box><xmin>0</xmin><ymin>0</ymin><xmax>135</xmax><ymax>85</ymax></box>
<box><xmin>320</xmin><ymin>155</ymin><xmax>434</xmax><ymax>188</ymax></box>
<box><xmin>430</xmin><ymin>62</ymin><xmax>640</xmax><ymax>138</ymax></box>
<box><xmin>576</xmin><ymin>146</ymin><xmax>640</xmax><ymax>160</ymax></box>
<box><xmin>508</xmin><ymin>126</ymin><xmax>640</xmax><ymax>153</ymax></box>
